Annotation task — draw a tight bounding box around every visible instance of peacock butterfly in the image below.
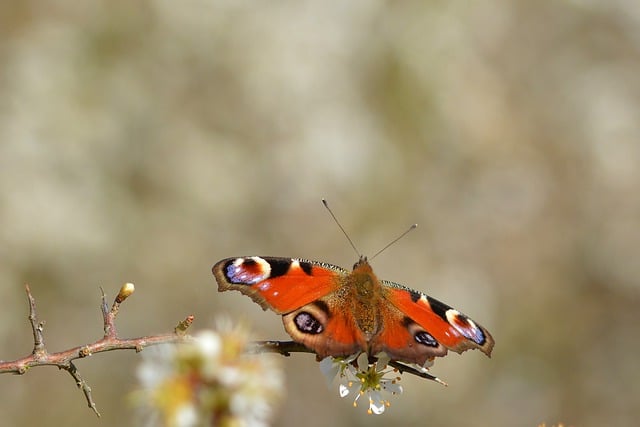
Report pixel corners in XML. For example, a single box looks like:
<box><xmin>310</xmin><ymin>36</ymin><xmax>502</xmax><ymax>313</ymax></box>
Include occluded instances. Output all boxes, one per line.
<box><xmin>212</xmin><ymin>255</ymin><xmax>494</xmax><ymax>367</ymax></box>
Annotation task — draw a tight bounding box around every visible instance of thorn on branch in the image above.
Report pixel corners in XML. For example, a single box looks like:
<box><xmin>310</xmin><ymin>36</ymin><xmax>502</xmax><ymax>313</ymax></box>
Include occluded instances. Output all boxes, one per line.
<box><xmin>25</xmin><ymin>284</ymin><xmax>46</xmax><ymax>358</ymax></box>
<box><xmin>102</xmin><ymin>282</ymin><xmax>137</xmax><ymax>339</ymax></box>
<box><xmin>100</xmin><ymin>287</ymin><xmax>110</xmax><ymax>336</ymax></box>
<box><xmin>65</xmin><ymin>361</ymin><xmax>101</xmax><ymax>418</ymax></box>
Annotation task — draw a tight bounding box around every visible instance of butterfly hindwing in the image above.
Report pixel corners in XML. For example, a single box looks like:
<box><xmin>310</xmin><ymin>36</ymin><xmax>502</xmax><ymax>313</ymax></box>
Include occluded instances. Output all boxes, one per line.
<box><xmin>281</xmin><ymin>299</ymin><xmax>364</xmax><ymax>358</ymax></box>
<box><xmin>369</xmin><ymin>301</ymin><xmax>449</xmax><ymax>366</ymax></box>
<box><xmin>382</xmin><ymin>280</ymin><xmax>495</xmax><ymax>356</ymax></box>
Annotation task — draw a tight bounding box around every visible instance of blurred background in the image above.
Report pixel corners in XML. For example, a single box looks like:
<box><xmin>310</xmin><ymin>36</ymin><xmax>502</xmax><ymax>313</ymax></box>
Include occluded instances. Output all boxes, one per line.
<box><xmin>1</xmin><ymin>1</ymin><xmax>639</xmax><ymax>426</ymax></box>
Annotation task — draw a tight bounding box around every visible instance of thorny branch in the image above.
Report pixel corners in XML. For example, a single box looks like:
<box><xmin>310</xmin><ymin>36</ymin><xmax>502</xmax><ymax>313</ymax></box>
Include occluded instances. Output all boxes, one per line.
<box><xmin>0</xmin><ymin>283</ymin><xmax>194</xmax><ymax>417</ymax></box>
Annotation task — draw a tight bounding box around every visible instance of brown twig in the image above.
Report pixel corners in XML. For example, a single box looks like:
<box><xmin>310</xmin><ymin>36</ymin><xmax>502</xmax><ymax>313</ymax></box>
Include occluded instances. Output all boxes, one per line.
<box><xmin>0</xmin><ymin>283</ymin><xmax>194</xmax><ymax>417</ymax></box>
<box><xmin>251</xmin><ymin>340</ymin><xmax>448</xmax><ymax>384</ymax></box>
<box><xmin>249</xmin><ymin>340</ymin><xmax>315</xmax><ymax>356</ymax></box>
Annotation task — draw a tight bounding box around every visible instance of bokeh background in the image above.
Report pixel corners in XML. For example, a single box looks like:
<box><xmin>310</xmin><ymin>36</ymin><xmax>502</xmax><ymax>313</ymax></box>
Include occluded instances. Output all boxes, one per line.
<box><xmin>1</xmin><ymin>1</ymin><xmax>639</xmax><ymax>426</ymax></box>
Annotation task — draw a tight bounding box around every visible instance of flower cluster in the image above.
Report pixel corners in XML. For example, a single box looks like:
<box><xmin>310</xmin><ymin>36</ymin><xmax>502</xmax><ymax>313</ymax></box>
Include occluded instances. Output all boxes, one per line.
<box><xmin>320</xmin><ymin>352</ymin><xmax>403</xmax><ymax>415</ymax></box>
<box><xmin>134</xmin><ymin>320</ymin><xmax>283</xmax><ymax>427</ymax></box>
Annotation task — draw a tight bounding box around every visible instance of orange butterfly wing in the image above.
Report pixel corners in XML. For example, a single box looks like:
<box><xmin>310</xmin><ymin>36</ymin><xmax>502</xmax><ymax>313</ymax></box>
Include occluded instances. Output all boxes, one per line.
<box><xmin>382</xmin><ymin>279</ymin><xmax>495</xmax><ymax>356</ymax></box>
<box><xmin>213</xmin><ymin>256</ymin><xmax>345</xmax><ymax>313</ymax></box>
<box><xmin>213</xmin><ymin>256</ymin><xmax>365</xmax><ymax>358</ymax></box>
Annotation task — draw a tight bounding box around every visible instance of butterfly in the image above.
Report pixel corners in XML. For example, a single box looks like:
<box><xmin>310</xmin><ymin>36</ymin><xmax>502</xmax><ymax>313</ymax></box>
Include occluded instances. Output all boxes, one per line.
<box><xmin>212</xmin><ymin>255</ymin><xmax>494</xmax><ymax>367</ymax></box>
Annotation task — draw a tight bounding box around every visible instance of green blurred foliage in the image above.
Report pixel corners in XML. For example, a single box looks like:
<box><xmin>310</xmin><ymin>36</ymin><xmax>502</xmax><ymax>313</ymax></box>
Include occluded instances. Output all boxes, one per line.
<box><xmin>1</xmin><ymin>1</ymin><xmax>638</xmax><ymax>426</ymax></box>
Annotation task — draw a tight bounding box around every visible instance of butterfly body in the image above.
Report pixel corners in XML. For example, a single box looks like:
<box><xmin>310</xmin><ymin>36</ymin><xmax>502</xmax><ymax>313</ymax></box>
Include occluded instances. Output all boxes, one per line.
<box><xmin>213</xmin><ymin>256</ymin><xmax>494</xmax><ymax>366</ymax></box>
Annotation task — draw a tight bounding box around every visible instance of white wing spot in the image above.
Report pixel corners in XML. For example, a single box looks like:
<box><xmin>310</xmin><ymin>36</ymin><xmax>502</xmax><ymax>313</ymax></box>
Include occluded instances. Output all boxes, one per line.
<box><xmin>250</xmin><ymin>256</ymin><xmax>271</xmax><ymax>278</ymax></box>
<box><xmin>446</xmin><ymin>309</ymin><xmax>463</xmax><ymax>330</ymax></box>
<box><xmin>259</xmin><ymin>281</ymin><xmax>271</xmax><ymax>291</ymax></box>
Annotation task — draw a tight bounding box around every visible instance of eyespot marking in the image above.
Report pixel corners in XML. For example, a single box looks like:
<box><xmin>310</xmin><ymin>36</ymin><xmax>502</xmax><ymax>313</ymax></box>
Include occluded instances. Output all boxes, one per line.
<box><xmin>404</xmin><ymin>318</ymin><xmax>439</xmax><ymax>348</ymax></box>
<box><xmin>415</xmin><ymin>330</ymin><xmax>439</xmax><ymax>347</ymax></box>
<box><xmin>225</xmin><ymin>257</ymin><xmax>271</xmax><ymax>284</ymax></box>
<box><xmin>446</xmin><ymin>309</ymin><xmax>486</xmax><ymax>345</ymax></box>
<box><xmin>294</xmin><ymin>312</ymin><xmax>324</xmax><ymax>334</ymax></box>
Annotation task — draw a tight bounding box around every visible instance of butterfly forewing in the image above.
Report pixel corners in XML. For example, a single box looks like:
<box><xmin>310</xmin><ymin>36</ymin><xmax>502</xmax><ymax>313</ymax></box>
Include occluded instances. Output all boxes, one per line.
<box><xmin>213</xmin><ymin>256</ymin><xmax>347</xmax><ymax>314</ymax></box>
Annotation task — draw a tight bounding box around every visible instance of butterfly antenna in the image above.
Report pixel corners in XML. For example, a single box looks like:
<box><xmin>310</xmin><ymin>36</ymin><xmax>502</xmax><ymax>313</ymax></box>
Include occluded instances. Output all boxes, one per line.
<box><xmin>322</xmin><ymin>199</ymin><xmax>361</xmax><ymax>257</ymax></box>
<box><xmin>370</xmin><ymin>223</ymin><xmax>417</xmax><ymax>260</ymax></box>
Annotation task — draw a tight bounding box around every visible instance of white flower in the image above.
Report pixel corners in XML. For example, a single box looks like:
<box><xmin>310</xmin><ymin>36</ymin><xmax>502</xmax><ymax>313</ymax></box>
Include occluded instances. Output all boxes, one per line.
<box><xmin>134</xmin><ymin>320</ymin><xmax>284</xmax><ymax>427</ymax></box>
<box><xmin>319</xmin><ymin>353</ymin><xmax>358</xmax><ymax>386</ymax></box>
<box><xmin>173</xmin><ymin>404</ymin><xmax>198</xmax><ymax>427</ymax></box>
<box><xmin>321</xmin><ymin>352</ymin><xmax>403</xmax><ymax>415</ymax></box>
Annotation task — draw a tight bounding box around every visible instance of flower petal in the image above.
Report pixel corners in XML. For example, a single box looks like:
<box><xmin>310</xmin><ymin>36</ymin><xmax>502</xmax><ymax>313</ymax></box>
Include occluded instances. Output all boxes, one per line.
<box><xmin>381</xmin><ymin>379</ymin><xmax>403</xmax><ymax>395</ymax></box>
<box><xmin>356</xmin><ymin>353</ymin><xmax>369</xmax><ymax>372</ymax></box>
<box><xmin>375</xmin><ymin>352</ymin><xmax>390</xmax><ymax>371</ymax></box>
<box><xmin>368</xmin><ymin>390</ymin><xmax>386</xmax><ymax>415</ymax></box>
<box><xmin>319</xmin><ymin>357</ymin><xmax>340</xmax><ymax>387</ymax></box>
